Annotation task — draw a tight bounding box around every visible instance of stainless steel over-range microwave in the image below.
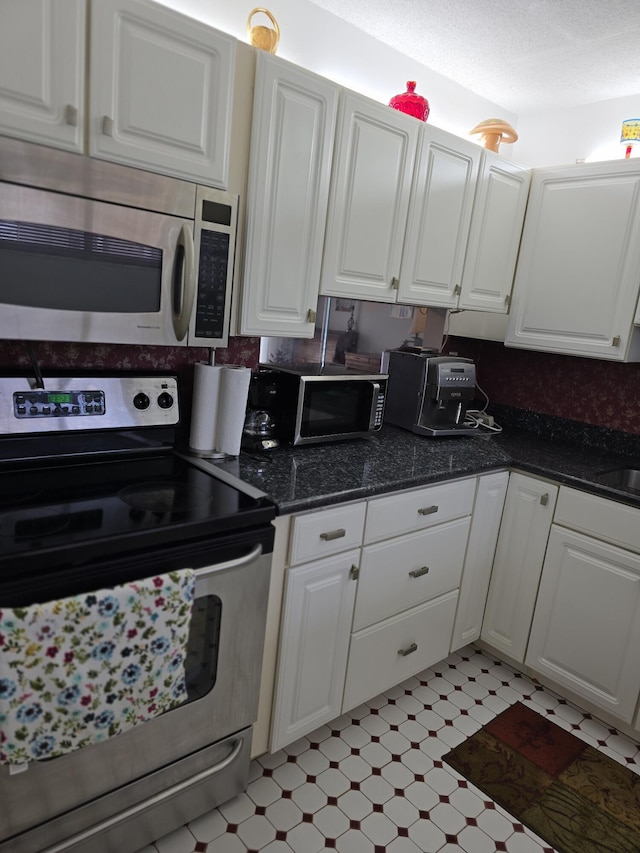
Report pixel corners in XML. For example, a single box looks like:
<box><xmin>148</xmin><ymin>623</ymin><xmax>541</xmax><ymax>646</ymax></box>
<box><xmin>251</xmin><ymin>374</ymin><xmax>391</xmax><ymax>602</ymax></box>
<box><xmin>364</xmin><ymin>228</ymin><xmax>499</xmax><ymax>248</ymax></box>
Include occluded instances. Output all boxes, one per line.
<box><xmin>0</xmin><ymin>138</ymin><xmax>238</xmax><ymax>347</ymax></box>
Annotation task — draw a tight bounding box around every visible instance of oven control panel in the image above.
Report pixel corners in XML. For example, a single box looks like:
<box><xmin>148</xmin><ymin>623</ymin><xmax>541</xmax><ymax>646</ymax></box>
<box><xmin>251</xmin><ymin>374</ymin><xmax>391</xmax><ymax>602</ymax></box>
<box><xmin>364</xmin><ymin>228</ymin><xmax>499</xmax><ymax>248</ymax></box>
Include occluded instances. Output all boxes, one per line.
<box><xmin>14</xmin><ymin>389</ymin><xmax>106</xmax><ymax>419</ymax></box>
<box><xmin>0</xmin><ymin>376</ymin><xmax>179</xmax><ymax>435</ymax></box>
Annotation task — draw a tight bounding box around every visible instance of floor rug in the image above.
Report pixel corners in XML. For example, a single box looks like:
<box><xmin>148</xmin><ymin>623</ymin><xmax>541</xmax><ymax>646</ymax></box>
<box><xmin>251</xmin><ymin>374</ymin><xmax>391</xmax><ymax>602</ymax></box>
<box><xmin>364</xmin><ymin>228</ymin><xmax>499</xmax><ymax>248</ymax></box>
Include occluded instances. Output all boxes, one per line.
<box><xmin>443</xmin><ymin>701</ymin><xmax>640</xmax><ymax>853</ymax></box>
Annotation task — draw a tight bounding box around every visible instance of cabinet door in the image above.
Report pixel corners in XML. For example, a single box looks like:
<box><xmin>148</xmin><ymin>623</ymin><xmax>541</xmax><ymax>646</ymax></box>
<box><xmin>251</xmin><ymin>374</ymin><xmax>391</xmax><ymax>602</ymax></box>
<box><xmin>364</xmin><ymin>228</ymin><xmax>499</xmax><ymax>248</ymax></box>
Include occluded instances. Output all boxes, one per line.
<box><xmin>90</xmin><ymin>0</ymin><xmax>235</xmax><ymax>187</ymax></box>
<box><xmin>459</xmin><ymin>153</ymin><xmax>531</xmax><ymax>313</ymax></box>
<box><xmin>481</xmin><ymin>473</ymin><xmax>557</xmax><ymax>663</ymax></box>
<box><xmin>451</xmin><ymin>471</ymin><xmax>508</xmax><ymax>651</ymax></box>
<box><xmin>397</xmin><ymin>126</ymin><xmax>479</xmax><ymax>307</ymax></box>
<box><xmin>240</xmin><ymin>53</ymin><xmax>339</xmax><ymax>337</ymax></box>
<box><xmin>526</xmin><ymin>527</ymin><xmax>640</xmax><ymax>723</ymax></box>
<box><xmin>270</xmin><ymin>550</ymin><xmax>358</xmax><ymax>752</ymax></box>
<box><xmin>0</xmin><ymin>0</ymin><xmax>85</xmax><ymax>152</ymax></box>
<box><xmin>505</xmin><ymin>160</ymin><xmax>640</xmax><ymax>359</ymax></box>
<box><xmin>320</xmin><ymin>90</ymin><xmax>419</xmax><ymax>303</ymax></box>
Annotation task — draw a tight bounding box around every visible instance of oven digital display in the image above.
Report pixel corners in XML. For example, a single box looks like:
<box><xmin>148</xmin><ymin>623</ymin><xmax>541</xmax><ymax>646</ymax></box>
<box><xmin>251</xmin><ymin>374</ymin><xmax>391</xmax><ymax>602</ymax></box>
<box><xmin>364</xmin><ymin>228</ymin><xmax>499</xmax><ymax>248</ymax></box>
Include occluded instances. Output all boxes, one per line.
<box><xmin>48</xmin><ymin>393</ymin><xmax>72</xmax><ymax>404</ymax></box>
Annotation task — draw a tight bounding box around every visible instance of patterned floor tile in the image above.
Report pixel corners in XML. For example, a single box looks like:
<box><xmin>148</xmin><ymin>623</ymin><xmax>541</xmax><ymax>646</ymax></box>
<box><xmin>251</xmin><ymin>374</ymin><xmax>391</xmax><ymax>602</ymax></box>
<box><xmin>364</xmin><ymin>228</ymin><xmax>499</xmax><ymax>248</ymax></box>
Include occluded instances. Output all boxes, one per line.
<box><xmin>139</xmin><ymin>646</ymin><xmax>640</xmax><ymax>853</ymax></box>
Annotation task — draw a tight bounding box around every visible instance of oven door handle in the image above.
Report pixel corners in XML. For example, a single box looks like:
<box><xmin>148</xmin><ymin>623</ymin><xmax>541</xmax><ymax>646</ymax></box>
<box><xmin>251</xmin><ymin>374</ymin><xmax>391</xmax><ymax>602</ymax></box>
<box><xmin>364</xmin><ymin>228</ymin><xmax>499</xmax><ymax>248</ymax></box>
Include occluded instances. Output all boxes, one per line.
<box><xmin>194</xmin><ymin>542</ymin><xmax>263</xmax><ymax>582</ymax></box>
<box><xmin>40</xmin><ymin>736</ymin><xmax>246</xmax><ymax>853</ymax></box>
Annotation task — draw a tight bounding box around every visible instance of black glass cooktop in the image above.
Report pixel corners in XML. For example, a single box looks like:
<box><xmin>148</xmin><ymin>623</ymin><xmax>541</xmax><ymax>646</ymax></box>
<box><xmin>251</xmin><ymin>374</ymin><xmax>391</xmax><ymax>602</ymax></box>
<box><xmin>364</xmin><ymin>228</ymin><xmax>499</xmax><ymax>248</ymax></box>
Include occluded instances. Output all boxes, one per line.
<box><xmin>0</xmin><ymin>452</ymin><xmax>275</xmax><ymax>571</ymax></box>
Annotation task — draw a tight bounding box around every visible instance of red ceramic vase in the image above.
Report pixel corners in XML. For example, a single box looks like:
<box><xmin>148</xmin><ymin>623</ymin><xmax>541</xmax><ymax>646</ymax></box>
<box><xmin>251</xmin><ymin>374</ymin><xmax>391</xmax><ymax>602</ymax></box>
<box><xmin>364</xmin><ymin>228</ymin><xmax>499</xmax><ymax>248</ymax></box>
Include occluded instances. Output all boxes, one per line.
<box><xmin>389</xmin><ymin>81</ymin><xmax>430</xmax><ymax>122</ymax></box>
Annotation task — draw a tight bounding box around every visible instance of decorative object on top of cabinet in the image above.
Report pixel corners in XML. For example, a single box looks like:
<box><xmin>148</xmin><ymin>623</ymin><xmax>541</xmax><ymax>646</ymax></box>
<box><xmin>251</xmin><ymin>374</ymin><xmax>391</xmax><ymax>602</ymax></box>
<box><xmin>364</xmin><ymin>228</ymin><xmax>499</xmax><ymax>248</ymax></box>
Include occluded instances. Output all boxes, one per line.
<box><xmin>621</xmin><ymin>118</ymin><xmax>640</xmax><ymax>158</ymax></box>
<box><xmin>90</xmin><ymin>0</ymin><xmax>236</xmax><ymax>187</ymax></box>
<box><xmin>505</xmin><ymin>159</ymin><xmax>640</xmax><ymax>361</ymax></box>
<box><xmin>246</xmin><ymin>8</ymin><xmax>280</xmax><ymax>54</ymax></box>
<box><xmin>0</xmin><ymin>0</ymin><xmax>85</xmax><ymax>152</ymax></box>
<box><xmin>389</xmin><ymin>81</ymin><xmax>430</xmax><ymax>122</ymax></box>
<box><xmin>469</xmin><ymin>118</ymin><xmax>518</xmax><ymax>152</ymax></box>
<box><xmin>240</xmin><ymin>53</ymin><xmax>339</xmax><ymax>337</ymax></box>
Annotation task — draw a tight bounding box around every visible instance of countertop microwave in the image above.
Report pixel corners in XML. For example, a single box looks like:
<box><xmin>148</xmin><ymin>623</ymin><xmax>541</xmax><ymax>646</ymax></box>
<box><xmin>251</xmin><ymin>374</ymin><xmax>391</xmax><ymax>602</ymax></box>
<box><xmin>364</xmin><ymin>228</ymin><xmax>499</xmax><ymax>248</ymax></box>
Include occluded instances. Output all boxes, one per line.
<box><xmin>259</xmin><ymin>363</ymin><xmax>388</xmax><ymax>446</ymax></box>
<box><xmin>0</xmin><ymin>138</ymin><xmax>238</xmax><ymax>348</ymax></box>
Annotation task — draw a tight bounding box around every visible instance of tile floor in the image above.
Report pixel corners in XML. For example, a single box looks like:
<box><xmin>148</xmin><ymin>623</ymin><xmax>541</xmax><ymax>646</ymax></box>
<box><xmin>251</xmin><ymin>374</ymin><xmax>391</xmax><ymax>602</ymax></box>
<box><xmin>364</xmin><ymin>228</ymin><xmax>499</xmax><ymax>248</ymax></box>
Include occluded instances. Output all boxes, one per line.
<box><xmin>137</xmin><ymin>646</ymin><xmax>640</xmax><ymax>853</ymax></box>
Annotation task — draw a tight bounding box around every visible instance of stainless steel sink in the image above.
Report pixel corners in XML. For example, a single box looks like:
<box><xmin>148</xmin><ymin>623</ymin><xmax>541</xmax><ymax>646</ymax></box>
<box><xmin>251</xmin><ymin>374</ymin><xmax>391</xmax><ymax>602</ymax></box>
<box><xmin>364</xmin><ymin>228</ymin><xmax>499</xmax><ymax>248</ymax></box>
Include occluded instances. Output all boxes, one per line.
<box><xmin>596</xmin><ymin>468</ymin><xmax>640</xmax><ymax>492</ymax></box>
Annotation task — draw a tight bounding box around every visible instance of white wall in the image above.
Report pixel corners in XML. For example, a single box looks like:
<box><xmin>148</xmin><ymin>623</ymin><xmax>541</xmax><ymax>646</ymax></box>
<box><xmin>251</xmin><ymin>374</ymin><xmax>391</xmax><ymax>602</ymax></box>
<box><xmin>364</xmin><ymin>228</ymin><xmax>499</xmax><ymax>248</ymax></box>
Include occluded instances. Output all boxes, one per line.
<box><xmin>516</xmin><ymin>95</ymin><xmax>640</xmax><ymax>167</ymax></box>
<box><xmin>159</xmin><ymin>0</ymin><xmax>640</xmax><ymax>169</ymax></box>
<box><xmin>156</xmin><ymin>0</ymin><xmax>517</xmax><ymax>144</ymax></box>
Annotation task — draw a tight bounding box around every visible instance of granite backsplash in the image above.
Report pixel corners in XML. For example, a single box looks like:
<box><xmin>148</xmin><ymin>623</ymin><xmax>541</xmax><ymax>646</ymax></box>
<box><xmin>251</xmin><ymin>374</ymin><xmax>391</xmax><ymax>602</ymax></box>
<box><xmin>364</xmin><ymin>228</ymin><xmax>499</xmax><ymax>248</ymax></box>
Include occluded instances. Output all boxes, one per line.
<box><xmin>447</xmin><ymin>336</ymin><xmax>640</xmax><ymax>437</ymax></box>
<box><xmin>1</xmin><ymin>334</ymin><xmax>639</xmax><ymax>444</ymax></box>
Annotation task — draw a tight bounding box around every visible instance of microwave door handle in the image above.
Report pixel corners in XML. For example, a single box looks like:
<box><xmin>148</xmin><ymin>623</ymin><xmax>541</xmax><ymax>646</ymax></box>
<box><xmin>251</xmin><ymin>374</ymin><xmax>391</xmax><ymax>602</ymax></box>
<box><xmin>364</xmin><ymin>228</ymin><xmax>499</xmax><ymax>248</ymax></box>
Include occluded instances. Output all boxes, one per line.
<box><xmin>368</xmin><ymin>382</ymin><xmax>381</xmax><ymax>430</ymax></box>
<box><xmin>172</xmin><ymin>223</ymin><xmax>196</xmax><ymax>342</ymax></box>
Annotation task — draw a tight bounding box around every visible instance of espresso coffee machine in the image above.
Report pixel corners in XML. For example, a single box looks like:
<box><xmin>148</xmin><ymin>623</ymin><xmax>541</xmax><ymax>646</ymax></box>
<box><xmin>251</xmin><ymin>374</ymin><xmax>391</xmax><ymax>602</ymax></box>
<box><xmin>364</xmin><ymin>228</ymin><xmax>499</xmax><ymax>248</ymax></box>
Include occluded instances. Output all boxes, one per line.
<box><xmin>383</xmin><ymin>349</ymin><xmax>478</xmax><ymax>436</ymax></box>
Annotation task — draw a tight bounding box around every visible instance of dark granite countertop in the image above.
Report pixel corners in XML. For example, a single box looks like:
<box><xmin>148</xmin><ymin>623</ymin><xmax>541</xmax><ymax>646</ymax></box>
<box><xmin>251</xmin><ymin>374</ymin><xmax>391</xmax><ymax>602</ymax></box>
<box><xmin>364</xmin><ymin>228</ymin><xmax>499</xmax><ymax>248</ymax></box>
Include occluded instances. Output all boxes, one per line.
<box><xmin>209</xmin><ymin>414</ymin><xmax>640</xmax><ymax>516</ymax></box>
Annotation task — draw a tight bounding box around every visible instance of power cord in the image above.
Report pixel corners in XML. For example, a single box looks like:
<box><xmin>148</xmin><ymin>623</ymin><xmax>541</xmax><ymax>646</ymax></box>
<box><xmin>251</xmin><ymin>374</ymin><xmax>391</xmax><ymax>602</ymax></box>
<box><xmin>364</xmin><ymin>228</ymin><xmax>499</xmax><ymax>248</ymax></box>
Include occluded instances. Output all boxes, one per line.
<box><xmin>463</xmin><ymin>381</ymin><xmax>503</xmax><ymax>433</ymax></box>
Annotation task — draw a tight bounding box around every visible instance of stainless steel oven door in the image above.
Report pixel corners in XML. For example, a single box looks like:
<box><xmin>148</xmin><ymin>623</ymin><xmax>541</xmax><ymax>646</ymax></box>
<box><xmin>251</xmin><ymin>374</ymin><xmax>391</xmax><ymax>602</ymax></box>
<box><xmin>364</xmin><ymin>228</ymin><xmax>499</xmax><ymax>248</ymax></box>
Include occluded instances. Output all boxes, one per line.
<box><xmin>0</xmin><ymin>543</ymin><xmax>272</xmax><ymax>853</ymax></box>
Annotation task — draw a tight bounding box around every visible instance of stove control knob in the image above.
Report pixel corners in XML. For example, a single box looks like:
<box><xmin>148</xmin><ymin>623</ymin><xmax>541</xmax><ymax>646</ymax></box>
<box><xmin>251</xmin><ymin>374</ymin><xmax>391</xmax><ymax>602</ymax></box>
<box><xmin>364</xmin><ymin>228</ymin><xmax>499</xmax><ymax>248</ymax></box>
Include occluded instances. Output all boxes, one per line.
<box><xmin>157</xmin><ymin>392</ymin><xmax>174</xmax><ymax>409</ymax></box>
<box><xmin>133</xmin><ymin>392</ymin><xmax>150</xmax><ymax>410</ymax></box>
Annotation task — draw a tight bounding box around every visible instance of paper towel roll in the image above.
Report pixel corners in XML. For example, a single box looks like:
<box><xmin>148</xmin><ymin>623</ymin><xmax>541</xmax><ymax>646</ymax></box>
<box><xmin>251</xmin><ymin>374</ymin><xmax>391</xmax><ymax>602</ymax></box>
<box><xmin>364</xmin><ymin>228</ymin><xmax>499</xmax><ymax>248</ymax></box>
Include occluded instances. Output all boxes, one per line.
<box><xmin>189</xmin><ymin>363</ymin><xmax>224</xmax><ymax>454</ymax></box>
<box><xmin>215</xmin><ymin>365</ymin><xmax>251</xmax><ymax>456</ymax></box>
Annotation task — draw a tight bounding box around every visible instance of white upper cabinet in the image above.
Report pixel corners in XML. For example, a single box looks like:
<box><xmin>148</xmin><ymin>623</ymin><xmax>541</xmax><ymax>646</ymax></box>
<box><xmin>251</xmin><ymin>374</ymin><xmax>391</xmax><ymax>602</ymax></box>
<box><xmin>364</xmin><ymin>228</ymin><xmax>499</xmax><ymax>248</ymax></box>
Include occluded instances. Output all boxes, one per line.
<box><xmin>240</xmin><ymin>53</ymin><xmax>339</xmax><ymax>337</ymax></box>
<box><xmin>0</xmin><ymin>0</ymin><xmax>236</xmax><ymax>187</ymax></box>
<box><xmin>397</xmin><ymin>126</ymin><xmax>480</xmax><ymax>307</ymax></box>
<box><xmin>0</xmin><ymin>0</ymin><xmax>85</xmax><ymax>152</ymax></box>
<box><xmin>90</xmin><ymin>0</ymin><xmax>236</xmax><ymax>187</ymax></box>
<box><xmin>320</xmin><ymin>91</ymin><xmax>419</xmax><ymax>303</ymax></box>
<box><xmin>505</xmin><ymin>159</ymin><xmax>640</xmax><ymax>360</ymax></box>
<box><xmin>458</xmin><ymin>152</ymin><xmax>531</xmax><ymax>313</ymax></box>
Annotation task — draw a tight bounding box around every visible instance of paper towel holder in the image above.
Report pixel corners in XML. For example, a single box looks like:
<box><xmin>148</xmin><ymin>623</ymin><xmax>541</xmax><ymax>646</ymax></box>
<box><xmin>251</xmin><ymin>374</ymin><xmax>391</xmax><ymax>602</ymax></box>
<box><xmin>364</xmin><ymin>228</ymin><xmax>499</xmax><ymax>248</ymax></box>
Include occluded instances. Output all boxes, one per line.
<box><xmin>188</xmin><ymin>354</ymin><xmax>252</xmax><ymax>459</ymax></box>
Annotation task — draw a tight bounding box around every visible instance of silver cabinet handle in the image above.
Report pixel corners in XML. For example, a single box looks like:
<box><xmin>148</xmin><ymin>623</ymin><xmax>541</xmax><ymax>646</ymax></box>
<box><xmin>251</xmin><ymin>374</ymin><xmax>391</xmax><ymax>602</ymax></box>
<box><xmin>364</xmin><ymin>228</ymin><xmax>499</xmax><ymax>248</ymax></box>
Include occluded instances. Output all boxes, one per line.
<box><xmin>409</xmin><ymin>566</ymin><xmax>430</xmax><ymax>578</ymax></box>
<box><xmin>320</xmin><ymin>528</ymin><xmax>346</xmax><ymax>541</ymax></box>
<box><xmin>349</xmin><ymin>564</ymin><xmax>360</xmax><ymax>580</ymax></box>
<box><xmin>540</xmin><ymin>493</ymin><xmax>549</xmax><ymax>506</ymax></box>
<box><xmin>102</xmin><ymin>115</ymin><xmax>114</xmax><ymax>136</ymax></box>
<box><xmin>398</xmin><ymin>642</ymin><xmax>418</xmax><ymax>657</ymax></box>
<box><xmin>418</xmin><ymin>505</ymin><xmax>438</xmax><ymax>516</ymax></box>
<box><xmin>64</xmin><ymin>104</ymin><xmax>78</xmax><ymax>126</ymax></box>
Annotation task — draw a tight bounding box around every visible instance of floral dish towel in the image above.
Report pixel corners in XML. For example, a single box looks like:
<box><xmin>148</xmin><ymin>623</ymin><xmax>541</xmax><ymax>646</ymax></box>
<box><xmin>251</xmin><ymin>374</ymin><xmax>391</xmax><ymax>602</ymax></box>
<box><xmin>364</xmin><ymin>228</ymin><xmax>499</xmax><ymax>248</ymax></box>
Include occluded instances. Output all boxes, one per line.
<box><xmin>0</xmin><ymin>569</ymin><xmax>195</xmax><ymax>765</ymax></box>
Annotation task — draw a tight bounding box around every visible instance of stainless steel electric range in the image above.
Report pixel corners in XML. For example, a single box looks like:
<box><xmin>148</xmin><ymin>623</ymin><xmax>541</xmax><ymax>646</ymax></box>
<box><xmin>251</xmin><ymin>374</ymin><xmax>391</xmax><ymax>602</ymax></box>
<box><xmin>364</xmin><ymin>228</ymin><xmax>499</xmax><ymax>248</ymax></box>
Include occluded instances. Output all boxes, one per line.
<box><xmin>0</xmin><ymin>373</ymin><xmax>275</xmax><ymax>853</ymax></box>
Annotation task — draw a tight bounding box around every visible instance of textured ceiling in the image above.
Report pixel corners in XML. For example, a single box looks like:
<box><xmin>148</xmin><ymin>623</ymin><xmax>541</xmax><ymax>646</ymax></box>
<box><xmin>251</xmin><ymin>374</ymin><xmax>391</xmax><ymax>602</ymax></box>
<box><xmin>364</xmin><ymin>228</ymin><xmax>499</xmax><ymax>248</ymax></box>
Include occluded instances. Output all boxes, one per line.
<box><xmin>307</xmin><ymin>0</ymin><xmax>640</xmax><ymax>113</ymax></box>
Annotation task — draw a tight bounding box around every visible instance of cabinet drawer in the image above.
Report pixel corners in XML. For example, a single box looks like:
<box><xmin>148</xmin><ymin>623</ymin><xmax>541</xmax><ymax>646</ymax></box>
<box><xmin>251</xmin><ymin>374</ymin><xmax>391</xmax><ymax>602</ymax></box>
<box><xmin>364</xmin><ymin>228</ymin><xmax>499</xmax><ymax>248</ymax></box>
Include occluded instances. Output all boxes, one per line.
<box><xmin>342</xmin><ymin>590</ymin><xmax>458</xmax><ymax>713</ymax></box>
<box><xmin>364</xmin><ymin>478</ymin><xmax>475</xmax><ymax>543</ymax></box>
<box><xmin>354</xmin><ymin>517</ymin><xmax>470</xmax><ymax>630</ymax></box>
<box><xmin>555</xmin><ymin>487</ymin><xmax>640</xmax><ymax>554</ymax></box>
<box><xmin>289</xmin><ymin>501</ymin><xmax>366</xmax><ymax>565</ymax></box>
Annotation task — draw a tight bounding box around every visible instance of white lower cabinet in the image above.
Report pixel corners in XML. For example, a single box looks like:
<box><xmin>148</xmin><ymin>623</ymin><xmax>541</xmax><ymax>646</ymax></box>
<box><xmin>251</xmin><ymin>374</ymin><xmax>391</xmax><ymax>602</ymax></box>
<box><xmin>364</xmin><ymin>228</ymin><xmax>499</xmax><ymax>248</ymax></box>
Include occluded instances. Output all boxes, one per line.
<box><xmin>480</xmin><ymin>473</ymin><xmax>557</xmax><ymax>663</ymax></box>
<box><xmin>343</xmin><ymin>591</ymin><xmax>459</xmax><ymax>713</ymax></box>
<box><xmin>525</xmin><ymin>487</ymin><xmax>640</xmax><ymax>724</ymax></box>
<box><xmin>269</xmin><ymin>477</ymin><xmax>475</xmax><ymax>751</ymax></box>
<box><xmin>270</xmin><ymin>549</ymin><xmax>359</xmax><ymax>752</ymax></box>
<box><xmin>451</xmin><ymin>471</ymin><xmax>509</xmax><ymax>651</ymax></box>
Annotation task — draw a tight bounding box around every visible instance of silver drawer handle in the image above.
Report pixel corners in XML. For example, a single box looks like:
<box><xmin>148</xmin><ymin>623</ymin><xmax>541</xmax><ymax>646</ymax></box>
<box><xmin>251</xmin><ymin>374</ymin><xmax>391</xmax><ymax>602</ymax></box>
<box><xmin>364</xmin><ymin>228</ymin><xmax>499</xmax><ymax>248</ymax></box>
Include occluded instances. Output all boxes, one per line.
<box><xmin>398</xmin><ymin>642</ymin><xmax>418</xmax><ymax>657</ymax></box>
<box><xmin>418</xmin><ymin>505</ymin><xmax>438</xmax><ymax>516</ymax></box>
<box><xmin>320</xmin><ymin>528</ymin><xmax>346</xmax><ymax>541</ymax></box>
<box><xmin>540</xmin><ymin>493</ymin><xmax>549</xmax><ymax>506</ymax></box>
<box><xmin>409</xmin><ymin>566</ymin><xmax>430</xmax><ymax>578</ymax></box>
